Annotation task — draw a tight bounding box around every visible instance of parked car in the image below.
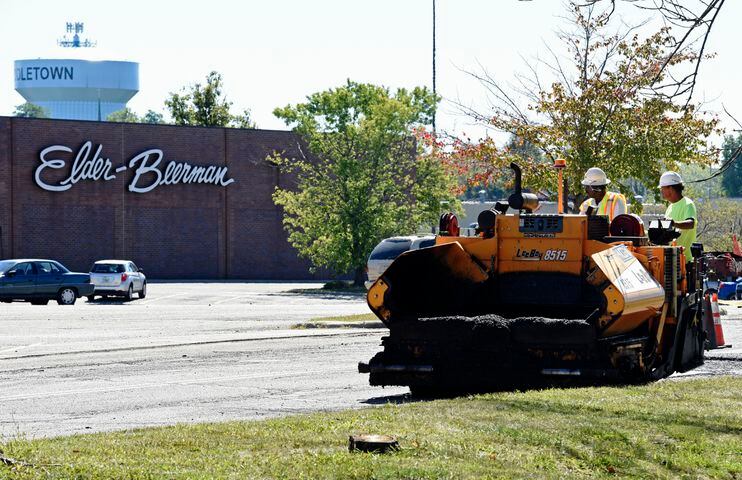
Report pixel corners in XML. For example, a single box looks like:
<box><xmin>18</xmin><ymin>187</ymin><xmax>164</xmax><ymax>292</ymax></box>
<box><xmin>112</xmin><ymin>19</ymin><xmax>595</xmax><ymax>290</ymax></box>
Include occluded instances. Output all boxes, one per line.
<box><xmin>365</xmin><ymin>235</ymin><xmax>436</xmax><ymax>289</ymax></box>
<box><xmin>88</xmin><ymin>260</ymin><xmax>146</xmax><ymax>301</ymax></box>
<box><xmin>0</xmin><ymin>259</ymin><xmax>93</xmax><ymax>305</ymax></box>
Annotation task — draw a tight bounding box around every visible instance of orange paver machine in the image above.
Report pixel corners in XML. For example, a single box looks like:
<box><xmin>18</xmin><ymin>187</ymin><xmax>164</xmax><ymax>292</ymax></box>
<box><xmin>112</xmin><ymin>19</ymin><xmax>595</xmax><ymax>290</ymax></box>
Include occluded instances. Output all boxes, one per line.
<box><xmin>359</xmin><ymin>163</ymin><xmax>706</xmax><ymax>394</ymax></box>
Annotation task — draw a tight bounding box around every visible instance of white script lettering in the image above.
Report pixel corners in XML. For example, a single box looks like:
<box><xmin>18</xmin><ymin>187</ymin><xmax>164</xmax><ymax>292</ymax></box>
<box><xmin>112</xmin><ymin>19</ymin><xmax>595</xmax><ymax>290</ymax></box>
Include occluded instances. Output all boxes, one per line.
<box><xmin>34</xmin><ymin>141</ymin><xmax>236</xmax><ymax>193</ymax></box>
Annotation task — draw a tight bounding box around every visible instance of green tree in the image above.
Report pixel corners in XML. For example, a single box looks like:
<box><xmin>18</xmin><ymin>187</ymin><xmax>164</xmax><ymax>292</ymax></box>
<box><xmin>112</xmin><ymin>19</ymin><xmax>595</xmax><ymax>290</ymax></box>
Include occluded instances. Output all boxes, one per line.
<box><xmin>231</xmin><ymin>109</ymin><xmax>257</xmax><ymax>129</ymax></box>
<box><xmin>696</xmin><ymin>199</ymin><xmax>742</xmax><ymax>251</ymax></box>
<box><xmin>438</xmin><ymin>2</ymin><xmax>719</xmax><ymax>211</ymax></box>
<box><xmin>721</xmin><ymin>134</ymin><xmax>742</xmax><ymax>197</ymax></box>
<box><xmin>165</xmin><ymin>71</ymin><xmax>255</xmax><ymax>128</ymax></box>
<box><xmin>13</xmin><ymin>102</ymin><xmax>48</xmax><ymax>118</ymax></box>
<box><xmin>107</xmin><ymin>107</ymin><xmax>141</xmax><ymax>123</ymax></box>
<box><xmin>142</xmin><ymin>110</ymin><xmax>165</xmax><ymax>124</ymax></box>
<box><xmin>678</xmin><ymin>163</ymin><xmax>725</xmax><ymax>201</ymax></box>
<box><xmin>272</xmin><ymin>80</ymin><xmax>457</xmax><ymax>286</ymax></box>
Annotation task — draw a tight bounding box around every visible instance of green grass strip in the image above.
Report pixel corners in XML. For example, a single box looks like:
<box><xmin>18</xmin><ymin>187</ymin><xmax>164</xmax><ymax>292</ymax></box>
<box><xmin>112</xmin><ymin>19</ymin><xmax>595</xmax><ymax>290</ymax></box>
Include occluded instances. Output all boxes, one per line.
<box><xmin>1</xmin><ymin>377</ymin><xmax>740</xmax><ymax>479</ymax></box>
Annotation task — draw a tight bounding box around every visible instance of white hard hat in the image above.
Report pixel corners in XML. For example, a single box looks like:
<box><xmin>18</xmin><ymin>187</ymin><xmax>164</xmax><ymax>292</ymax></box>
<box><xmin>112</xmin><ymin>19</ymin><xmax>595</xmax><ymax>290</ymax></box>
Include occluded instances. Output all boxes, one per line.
<box><xmin>658</xmin><ymin>171</ymin><xmax>683</xmax><ymax>187</ymax></box>
<box><xmin>581</xmin><ymin>167</ymin><xmax>611</xmax><ymax>186</ymax></box>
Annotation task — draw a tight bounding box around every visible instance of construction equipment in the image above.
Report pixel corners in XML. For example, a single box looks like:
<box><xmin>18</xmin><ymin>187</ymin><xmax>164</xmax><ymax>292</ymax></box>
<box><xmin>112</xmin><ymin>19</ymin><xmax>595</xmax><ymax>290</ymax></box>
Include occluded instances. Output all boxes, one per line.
<box><xmin>359</xmin><ymin>163</ymin><xmax>707</xmax><ymax>395</ymax></box>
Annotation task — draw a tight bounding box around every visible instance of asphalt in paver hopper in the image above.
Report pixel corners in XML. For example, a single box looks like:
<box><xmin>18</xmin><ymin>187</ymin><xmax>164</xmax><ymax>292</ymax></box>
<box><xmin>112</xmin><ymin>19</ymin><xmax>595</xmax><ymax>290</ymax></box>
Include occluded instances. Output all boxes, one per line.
<box><xmin>359</xmin><ymin>163</ymin><xmax>707</xmax><ymax>396</ymax></box>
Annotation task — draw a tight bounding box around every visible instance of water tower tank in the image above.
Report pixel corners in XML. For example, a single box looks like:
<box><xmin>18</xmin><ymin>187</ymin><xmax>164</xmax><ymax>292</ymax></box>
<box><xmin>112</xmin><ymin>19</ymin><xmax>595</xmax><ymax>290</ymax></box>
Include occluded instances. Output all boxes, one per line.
<box><xmin>14</xmin><ymin>59</ymin><xmax>139</xmax><ymax>121</ymax></box>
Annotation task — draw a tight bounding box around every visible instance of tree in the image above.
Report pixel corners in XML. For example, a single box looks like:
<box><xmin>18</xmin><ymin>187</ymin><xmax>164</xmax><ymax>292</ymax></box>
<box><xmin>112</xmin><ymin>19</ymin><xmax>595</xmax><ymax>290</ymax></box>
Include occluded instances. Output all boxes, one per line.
<box><xmin>678</xmin><ymin>163</ymin><xmax>725</xmax><ymax>200</ymax></box>
<box><xmin>107</xmin><ymin>108</ymin><xmax>141</xmax><ymax>123</ymax></box>
<box><xmin>720</xmin><ymin>134</ymin><xmax>742</xmax><ymax>197</ymax></box>
<box><xmin>14</xmin><ymin>102</ymin><xmax>48</xmax><ymax>118</ymax></box>
<box><xmin>439</xmin><ymin>2</ymin><xmax>719</xmax><ymax>211</ymax></box>
<box><xmin>231</xmin><ymin>109</ymin><xmax>257</xmax><ymax>129</ymax></box>
<box><xmin>459</xmin><ymin>135</ymin><xmax>542</xmax><ymax>201</ymax></box>
<box><xmin>272</xmin><ymin>81</ymin><xmax>457</xmax><ymax>286</ymax></box>
<box><xmin>142</xmin><ymin>110</ymin><xmax>165</xmax><ymax>124</ymax></box>
<box><xmin>165</xmin><ymin>71</ymin><xmax>256</xmax><ymax>128</ymax></box>
<box><xmin>581</xmin><ymin>0</ymin><xmax>726</xmax><ymax>108</ymax></box>
<box><xmin>695</xmin><ymin>199</ymin><xmax>742</xmax><ymax>251</ymax></box>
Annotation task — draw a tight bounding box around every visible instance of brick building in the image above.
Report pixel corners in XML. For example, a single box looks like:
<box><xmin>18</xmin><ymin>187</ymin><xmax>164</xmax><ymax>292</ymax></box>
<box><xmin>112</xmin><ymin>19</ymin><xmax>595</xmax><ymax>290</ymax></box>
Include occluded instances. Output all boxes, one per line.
<box><xmin>0</xmin><ymin>116</ymin><xmax>320</xmax><ymax>279</ymax></box>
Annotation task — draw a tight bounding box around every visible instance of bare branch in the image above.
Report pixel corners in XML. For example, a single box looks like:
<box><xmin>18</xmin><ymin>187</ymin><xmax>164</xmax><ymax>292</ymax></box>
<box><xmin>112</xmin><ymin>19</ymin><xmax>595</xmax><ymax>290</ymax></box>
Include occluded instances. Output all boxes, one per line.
<box><xmin>723</xmin><ymin>104</ymin><xmax>742</xmax><ymax>131</ymax></box>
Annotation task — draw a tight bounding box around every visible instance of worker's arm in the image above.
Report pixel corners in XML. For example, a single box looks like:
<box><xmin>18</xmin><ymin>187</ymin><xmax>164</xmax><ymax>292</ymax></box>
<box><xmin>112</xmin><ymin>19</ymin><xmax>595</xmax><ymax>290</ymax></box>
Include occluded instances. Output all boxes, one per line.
<box><xmin>670</xmin><ymin>218</ymin><xmax>696</xmax><ymax>230</ymax></box>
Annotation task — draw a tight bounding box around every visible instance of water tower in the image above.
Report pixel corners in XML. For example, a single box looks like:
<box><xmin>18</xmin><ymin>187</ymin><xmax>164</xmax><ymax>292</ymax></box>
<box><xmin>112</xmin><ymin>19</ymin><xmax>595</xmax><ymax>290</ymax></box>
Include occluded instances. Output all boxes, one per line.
<box><xmin>14</xmin><ymin>22</ymin><xmax>139</xmax><ymax>121</ymax></box>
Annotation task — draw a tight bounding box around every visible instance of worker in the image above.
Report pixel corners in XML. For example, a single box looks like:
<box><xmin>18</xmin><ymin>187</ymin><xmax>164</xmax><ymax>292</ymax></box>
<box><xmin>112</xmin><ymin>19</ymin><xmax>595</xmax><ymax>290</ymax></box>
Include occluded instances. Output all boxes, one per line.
<box><xmin>659</xmin><ymin>171</ymin><xmax>697</xmax><ymax>262</ymax></box>
<box><xmin>578</xmin><ymin>167</ymin><xmax>627</xmax><ymax>222</ymax></box>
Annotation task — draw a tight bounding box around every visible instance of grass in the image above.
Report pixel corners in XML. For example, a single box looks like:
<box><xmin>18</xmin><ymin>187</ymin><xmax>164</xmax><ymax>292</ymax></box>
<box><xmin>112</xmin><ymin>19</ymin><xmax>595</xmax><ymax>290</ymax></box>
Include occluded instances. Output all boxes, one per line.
<box><xmin>293</xmin><ymin>312</ymin><xmax>380</xmax><ymax>329</ymax></box>
<box><xmin>285</xmin><ymin>282</ymin><xmax>367</xmax><ymax>299</ymax></box>
<box><xmin>1</xmin><ymin>377</ymin><xmax>740</xmax><ymax>479</ymax></box>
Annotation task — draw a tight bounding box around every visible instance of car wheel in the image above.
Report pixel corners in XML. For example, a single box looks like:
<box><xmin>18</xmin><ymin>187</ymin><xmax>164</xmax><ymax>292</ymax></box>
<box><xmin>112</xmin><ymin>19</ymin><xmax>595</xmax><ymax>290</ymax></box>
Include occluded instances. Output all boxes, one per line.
<box><xmin>30</xmin><ymin>299</ymin><xmax>49</xmax><ymax>305</ymax></box>
<box><xmin>124</xmin><ymin>284</ymin><xmax>133</xmax><ymax>301</ymax></box>
<box><xmin>57</xmin><ymin>288</ymin><xmax>77</xmax><ymax>305</ymax></box>
<box><xmin>87</xmin><ymin>295</ymin><xmax>95</xmax><ymax>302</ymax></box>
<box><xmin>138</xmin><ymin>281</ymin><xmax>147</xmax><ymax>299</ymax></box>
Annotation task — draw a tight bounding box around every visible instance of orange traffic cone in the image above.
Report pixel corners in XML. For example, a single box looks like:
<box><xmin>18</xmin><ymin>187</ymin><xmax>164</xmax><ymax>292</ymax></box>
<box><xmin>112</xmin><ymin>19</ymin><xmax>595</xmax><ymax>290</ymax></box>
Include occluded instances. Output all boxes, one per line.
<box><xmin>703</xmin><ymin>295</ymin><xmax>717</xmax><ymax>350</ymax></box>
<box><xmin>710</xmin><ymin>293</ymin><xmax>731</xmax><ymax>349</ymax></box>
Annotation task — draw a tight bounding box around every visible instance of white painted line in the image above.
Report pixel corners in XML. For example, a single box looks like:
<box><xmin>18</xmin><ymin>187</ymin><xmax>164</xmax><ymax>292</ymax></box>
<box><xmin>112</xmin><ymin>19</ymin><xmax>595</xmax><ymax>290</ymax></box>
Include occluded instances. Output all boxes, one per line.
<box><xmin>137</xmin><ymin>293</ymin><xmax>186</xmax><ymax>304</ymax></box>
<box><xmin>211</xmin><ymin>295</ymin><xmax>250</xmax><ymax>305</ymax></box>
<box><xmin>0</xmin><ymin>343</ymin><xmax>44</xmax><ymax>355</ymax></box>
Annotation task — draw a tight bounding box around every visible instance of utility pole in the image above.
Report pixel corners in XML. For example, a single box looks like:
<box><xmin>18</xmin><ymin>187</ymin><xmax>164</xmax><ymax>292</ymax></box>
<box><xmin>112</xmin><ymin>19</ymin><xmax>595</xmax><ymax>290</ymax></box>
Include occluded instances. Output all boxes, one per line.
<box><xmin>432</xmin><ymin>0</ymin><xmax>437</xmax><ymax>134</ymax></box>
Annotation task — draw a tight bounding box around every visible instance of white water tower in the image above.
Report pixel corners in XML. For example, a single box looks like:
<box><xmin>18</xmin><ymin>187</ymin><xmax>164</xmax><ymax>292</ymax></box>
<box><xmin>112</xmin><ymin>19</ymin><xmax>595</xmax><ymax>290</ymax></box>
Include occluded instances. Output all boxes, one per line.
<box><xmin>14</xmin><ymin>22</ymin><xmax>139</xmax><ymax>121</ymax></box>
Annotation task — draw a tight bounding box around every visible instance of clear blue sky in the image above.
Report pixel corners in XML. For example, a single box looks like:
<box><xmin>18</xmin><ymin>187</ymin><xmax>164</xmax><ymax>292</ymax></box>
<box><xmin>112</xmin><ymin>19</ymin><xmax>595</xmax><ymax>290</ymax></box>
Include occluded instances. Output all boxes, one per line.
<box><xmin>2</xmin><ymin>0</ymin><xmax>740</xmax><ymax>142</ymax></box>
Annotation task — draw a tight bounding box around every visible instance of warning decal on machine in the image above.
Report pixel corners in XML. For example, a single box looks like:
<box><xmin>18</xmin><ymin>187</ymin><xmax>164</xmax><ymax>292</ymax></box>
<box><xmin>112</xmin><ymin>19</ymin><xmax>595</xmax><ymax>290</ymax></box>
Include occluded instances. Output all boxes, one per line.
<box><xmin>591</xmin><ymin>244</ymin><xmax>665</xmax><ymax>309</ymax></box>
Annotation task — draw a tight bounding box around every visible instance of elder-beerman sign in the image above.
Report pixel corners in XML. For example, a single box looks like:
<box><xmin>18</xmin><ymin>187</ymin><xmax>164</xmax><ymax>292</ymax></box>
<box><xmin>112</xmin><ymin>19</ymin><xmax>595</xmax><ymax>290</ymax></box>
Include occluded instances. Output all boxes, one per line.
<box><xmin>35</xmin><ymin>141</ymin><xmax>235</xmax><ymax>193</ymax></box>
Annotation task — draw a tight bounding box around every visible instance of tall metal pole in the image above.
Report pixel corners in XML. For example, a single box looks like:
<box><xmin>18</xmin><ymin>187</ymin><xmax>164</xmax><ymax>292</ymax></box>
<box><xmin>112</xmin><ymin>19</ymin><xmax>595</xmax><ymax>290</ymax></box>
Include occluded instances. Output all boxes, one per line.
<box><xmin>432</xmin><ymin>0</ymin><xmax>437</xmax><ymax>133</ymax></box>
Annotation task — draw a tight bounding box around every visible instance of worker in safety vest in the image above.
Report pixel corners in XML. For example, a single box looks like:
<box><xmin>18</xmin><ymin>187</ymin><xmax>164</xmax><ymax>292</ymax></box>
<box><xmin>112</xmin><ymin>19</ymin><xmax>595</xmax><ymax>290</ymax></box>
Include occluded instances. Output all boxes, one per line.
<box><xmin>578</xmin><ymin>167</ymin><xmax>627</xmax><ymax>222</ymax></box>
<box><xmin>659</xmin><ymin>171</ymin><xmax>697</xmax><ymax>261</ymax></box>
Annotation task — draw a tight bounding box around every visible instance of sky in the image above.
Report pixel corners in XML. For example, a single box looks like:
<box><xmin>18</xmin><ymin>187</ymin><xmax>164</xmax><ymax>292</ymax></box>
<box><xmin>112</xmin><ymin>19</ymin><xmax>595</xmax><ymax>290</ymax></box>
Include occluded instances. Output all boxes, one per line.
<box><xmin>2</xmin><ymin>0</ymin><xmax>741</xmax><ymax>143</ymax></box>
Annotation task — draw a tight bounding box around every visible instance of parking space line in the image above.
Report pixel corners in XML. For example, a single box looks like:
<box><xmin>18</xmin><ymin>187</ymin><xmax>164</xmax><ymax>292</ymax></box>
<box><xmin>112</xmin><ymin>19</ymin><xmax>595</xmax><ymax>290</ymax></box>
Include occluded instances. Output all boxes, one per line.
<box><xmin>211</xmin><ymin>295</ymin><xmax>251</xmax><ymax>305</ymax></box>
<box><xmin>136</xmin><ymin>293</ymin><xmax>186</xmax><ymax>304</ymax></box>
<box><xmin>0</xmin><ymin>331</ymin><xmax>375</xmax><ymax>361</ymax></box>
<box><xmin>0</xmin><ymin>343</ymin><xmax>44</xmax><ymax>355</ymax></box>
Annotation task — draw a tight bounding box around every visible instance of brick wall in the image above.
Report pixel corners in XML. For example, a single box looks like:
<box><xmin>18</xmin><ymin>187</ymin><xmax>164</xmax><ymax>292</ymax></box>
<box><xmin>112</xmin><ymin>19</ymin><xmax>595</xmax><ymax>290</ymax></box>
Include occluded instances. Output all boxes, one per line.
<box><xmin>0</xmin><ymin>116</ymin><xmax>320</xmax><ymax>279</ymax></box>
<box><xmin>0</xmin><ymin>117</ymin><xmax>10</xmax><ymax>260</ymax></box>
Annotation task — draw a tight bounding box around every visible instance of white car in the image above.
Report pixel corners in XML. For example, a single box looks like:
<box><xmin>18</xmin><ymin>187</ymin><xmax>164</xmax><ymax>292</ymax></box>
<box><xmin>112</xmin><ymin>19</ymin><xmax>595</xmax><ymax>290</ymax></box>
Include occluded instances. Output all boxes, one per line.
<box><xmin>365</xmin><ymin>235</ymin><xmax>436</xmax><ymax>289</ymax></box>
<box><xmin>88</xmin><ymin>260</ymin><xmax>147</xmax><ymax>301</ymax></box>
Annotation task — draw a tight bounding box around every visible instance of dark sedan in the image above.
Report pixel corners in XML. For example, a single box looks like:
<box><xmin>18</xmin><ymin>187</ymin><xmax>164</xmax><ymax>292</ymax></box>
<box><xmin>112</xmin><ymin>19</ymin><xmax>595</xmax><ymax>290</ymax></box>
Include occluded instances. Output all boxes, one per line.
<box><xmin>0</xmin><ymin>259</ymin><xmax>94</xmax><ymax>305</ymax></box>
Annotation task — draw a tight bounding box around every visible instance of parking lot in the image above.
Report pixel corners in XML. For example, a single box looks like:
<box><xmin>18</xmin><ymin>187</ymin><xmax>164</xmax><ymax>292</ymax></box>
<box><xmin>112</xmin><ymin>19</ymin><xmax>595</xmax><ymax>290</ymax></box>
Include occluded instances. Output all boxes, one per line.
<box><xmin>0</xmin><ymin>282</ymin><xmax>409</xmax><ymax>439</ymax></box>
<box><xmin>0</xmin><ymin>282</ymin><xmax>739</xmax><ymax>439</ymax></box>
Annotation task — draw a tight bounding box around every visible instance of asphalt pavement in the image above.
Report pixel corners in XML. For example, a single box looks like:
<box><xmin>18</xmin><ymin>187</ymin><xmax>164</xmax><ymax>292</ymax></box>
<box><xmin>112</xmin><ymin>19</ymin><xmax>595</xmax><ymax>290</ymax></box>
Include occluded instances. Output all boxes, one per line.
<box><xmin>0</xmin><ymin>282</ymin><xmax>409</xmax><ymax>439</ymax></box>
<box><xmin>0</xmin><ymin>283</ymin><xmax>739</xmax><ymax>439</ymax></box>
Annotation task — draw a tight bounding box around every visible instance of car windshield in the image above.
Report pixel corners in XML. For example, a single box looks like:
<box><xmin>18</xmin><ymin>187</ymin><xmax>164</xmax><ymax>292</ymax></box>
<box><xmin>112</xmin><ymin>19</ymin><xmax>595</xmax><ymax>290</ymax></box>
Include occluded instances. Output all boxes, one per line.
<box><xmin>92</xmin><ymin>263</ymin><xmax>125</xmax><ymax>274</ymax></box>
<box><xmin>0</xmin><ymin>260</ymin><xmax>16</xmax><ymax>273</ymax></box>
<box><xmin>369</xmin><ymin>239</ymin><xmax>412</xmax><ymax>260</ymax></box>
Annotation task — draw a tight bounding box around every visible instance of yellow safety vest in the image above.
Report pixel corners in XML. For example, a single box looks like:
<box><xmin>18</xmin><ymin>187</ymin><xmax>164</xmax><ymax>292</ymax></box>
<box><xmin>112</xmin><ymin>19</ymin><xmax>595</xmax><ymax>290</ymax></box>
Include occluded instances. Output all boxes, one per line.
<box><xmin>580</xmin><ymin>191</ymin><xmax>626</xmax><ymax>221</ymax></box>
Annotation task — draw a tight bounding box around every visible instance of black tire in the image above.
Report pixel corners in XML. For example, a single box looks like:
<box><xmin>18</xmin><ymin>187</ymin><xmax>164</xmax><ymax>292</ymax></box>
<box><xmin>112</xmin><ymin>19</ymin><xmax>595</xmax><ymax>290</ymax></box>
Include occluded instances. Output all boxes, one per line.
<box><xmin>124</xmin><ymin>284</ymin><xmax>133</xmax><ymax>301</ymax></box>
<box><xmin>30</xmin><ymin>299</ymin><xmax>49</xmax><ymax>305</ymax></box>
<box><xmin>138</xmin><ymin>281</ymin><xmax>147</xmax><ymax>299</ymax></box>
<box><xmin>87</xmin><ymin>295</ymin><xmax>95</xmax><ymax>302</ymax></box>
<box><xmin>57</xmin><ymin>288</ymin><xmax>77</xmax><ymax>305</ymax></box>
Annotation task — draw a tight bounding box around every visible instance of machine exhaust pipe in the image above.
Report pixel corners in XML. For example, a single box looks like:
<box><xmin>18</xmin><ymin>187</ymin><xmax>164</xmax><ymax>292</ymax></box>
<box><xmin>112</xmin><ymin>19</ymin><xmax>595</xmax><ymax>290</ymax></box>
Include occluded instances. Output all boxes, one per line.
<box><xmin>508</xmin><ymin>163</ymin><xmax>540</xmax><ymax>212</ymax></box>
